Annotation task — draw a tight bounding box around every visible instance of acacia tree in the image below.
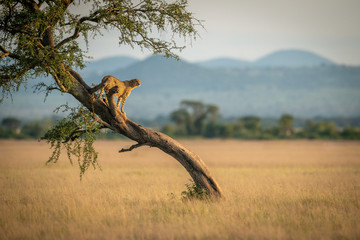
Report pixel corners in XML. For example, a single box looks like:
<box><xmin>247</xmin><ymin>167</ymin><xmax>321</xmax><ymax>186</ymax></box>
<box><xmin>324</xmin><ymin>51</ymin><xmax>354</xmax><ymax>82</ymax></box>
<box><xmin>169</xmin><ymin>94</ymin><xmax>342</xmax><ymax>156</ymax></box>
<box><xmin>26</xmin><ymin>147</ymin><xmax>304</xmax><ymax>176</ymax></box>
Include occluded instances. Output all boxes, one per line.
<box><xmin>171</xmin><ymin>100</ymin><xmax>220</xmax><ymax>136</ymax></box>
<box><xmin>278</xmin><ymin>114</ymin><xmax>294</xmax><ymax>137</ymax></box>
<box><xmin>0</xmin><ymin>0</ymin><xmax>223</xmax><ymax>198</ymax></box>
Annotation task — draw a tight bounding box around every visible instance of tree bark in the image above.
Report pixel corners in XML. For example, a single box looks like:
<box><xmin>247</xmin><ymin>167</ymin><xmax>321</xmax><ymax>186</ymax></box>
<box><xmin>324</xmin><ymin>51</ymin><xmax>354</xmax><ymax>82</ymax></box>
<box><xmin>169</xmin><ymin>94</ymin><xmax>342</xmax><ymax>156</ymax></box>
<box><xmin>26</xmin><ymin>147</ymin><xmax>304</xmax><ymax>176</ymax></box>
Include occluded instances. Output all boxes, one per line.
<box><xmin>1</xmin><ymin>0</ymin><xmax>221</xmax><ymax>197</ymax></box>
<box><xmin>68</xmin><ymin>75</ymin><xmax>223</xmax><ymax>198</ymax></box>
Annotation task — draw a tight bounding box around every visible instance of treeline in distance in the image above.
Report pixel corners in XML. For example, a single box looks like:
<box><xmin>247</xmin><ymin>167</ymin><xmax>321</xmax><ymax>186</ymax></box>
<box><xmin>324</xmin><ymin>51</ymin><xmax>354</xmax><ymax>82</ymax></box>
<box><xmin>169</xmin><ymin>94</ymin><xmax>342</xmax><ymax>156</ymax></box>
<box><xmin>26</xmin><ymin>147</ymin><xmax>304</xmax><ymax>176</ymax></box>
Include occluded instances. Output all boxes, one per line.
<box><xmin>1</xmin><ymin>100</ymin><xmax>360</xmax><ymax>140</ymax></box>
<box><xmin>161</xmin><ymin>100</ymin><xmax>360</xmax><ymax>140</ymax></box>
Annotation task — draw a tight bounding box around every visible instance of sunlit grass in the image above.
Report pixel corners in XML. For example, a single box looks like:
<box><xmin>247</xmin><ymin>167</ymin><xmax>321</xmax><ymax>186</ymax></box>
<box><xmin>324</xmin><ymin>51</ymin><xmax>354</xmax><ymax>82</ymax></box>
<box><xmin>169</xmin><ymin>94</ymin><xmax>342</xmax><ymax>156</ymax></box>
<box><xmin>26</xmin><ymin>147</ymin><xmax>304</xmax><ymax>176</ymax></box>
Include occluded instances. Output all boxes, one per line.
<box><xmin>0</xmin><ymin>140</ymin><xmax>359</xmax><ymax>239</ymax></box>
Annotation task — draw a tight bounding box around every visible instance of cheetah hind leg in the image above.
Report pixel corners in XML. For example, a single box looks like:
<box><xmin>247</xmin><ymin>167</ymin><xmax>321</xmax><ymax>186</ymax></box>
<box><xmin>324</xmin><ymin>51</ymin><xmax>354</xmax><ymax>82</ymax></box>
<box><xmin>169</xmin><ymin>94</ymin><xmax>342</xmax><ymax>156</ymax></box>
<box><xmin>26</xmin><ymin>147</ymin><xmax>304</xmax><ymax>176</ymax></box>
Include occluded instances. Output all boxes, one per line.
<box><xmin>98</xmin><ymin>89</ymin><xmax>108</xmax><ymax>106</ymax></box>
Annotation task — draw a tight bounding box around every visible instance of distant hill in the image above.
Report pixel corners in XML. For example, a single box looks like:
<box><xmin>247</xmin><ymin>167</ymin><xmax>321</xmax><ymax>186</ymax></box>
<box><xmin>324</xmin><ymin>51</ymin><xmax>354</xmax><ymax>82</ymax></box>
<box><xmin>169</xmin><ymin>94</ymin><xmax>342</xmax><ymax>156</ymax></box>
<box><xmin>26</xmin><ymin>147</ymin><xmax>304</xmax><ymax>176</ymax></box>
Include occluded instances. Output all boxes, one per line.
<box><xmin>1</xmin><ymin>51</ymin><xmax>359</xmax><ymax>120</ymax></box>
<box><xmin>80</xmin><ymin>56</ymin><xmax>139</xmax><ymax>76</ymax></box>
<box><xmin>198</xmin><ymin>49</ymin><xmax>335</xmax><ymax>69</ymax></box>
<box><xmin>107</xmin><ymin>55</ymin><xmax>219</xmax><ymax>90</ymax></box>
<box><xmin>196</xmin><ymin>58</ymin><xmax>250</xmax><ymax>69</ymax></box>
<box><xmin>254</xmin><ymin>49</ymin><xmax>334</xmax><ymax>67</ymax></box>
<box><xmin>100</xmin><ymin>54</ymin><xmax>359</xmax><ymax>118</ymax></box>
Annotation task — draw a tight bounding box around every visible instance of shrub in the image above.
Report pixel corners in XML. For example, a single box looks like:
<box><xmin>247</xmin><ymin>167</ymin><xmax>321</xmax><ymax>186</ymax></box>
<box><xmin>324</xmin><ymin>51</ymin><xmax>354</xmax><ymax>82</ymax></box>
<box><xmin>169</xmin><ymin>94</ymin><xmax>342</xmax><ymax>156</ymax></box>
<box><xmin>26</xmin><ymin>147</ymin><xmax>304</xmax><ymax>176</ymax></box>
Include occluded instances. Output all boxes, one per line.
<box><xmin>181</xmin><ymin>180</ymin><xmax>209</xmax><ymax>201</ymax></box>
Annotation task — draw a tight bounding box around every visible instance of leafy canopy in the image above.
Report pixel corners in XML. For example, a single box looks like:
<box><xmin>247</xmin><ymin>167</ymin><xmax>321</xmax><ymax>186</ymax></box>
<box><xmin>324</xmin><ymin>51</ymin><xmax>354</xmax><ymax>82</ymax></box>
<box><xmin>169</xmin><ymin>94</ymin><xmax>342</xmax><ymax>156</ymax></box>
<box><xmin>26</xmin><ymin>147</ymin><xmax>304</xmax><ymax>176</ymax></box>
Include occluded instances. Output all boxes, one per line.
<box><xmin>0</xmin><ymin>0</ymin><xmax>201</xmax><ymax>99</ymax></box>
<box><xmin>0</xmin><ymin>0</ymin><xmax>201</xmax><ymax>176</ymax></box>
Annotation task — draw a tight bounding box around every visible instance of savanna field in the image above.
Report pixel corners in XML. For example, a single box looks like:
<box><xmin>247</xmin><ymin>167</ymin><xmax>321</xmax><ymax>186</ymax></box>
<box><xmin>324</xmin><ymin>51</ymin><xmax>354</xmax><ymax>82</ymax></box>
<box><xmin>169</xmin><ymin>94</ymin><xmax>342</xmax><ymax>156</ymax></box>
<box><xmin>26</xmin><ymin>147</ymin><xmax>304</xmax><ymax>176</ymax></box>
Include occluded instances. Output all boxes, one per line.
<box><xmin>0</xmin><ymin>140</ymin><xmax>359</xmax><ymax>240</ymax></box>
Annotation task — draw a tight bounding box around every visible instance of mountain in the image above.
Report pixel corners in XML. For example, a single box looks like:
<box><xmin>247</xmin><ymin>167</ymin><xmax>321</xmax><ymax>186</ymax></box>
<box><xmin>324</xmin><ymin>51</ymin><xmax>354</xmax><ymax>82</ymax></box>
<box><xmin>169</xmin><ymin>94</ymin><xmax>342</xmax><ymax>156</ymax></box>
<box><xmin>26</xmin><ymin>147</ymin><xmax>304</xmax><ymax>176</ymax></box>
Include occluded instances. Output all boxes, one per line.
<box><xmin>99</xmin><ymin>54</ymin><xmax>360</xmax><ymax>118</ymax></box>
<box><xmin>80</xmin><ymin>56</ymin><xmax>140</xmax><ymax>76</ymax></box>
<box><xmin>254</xmin><ymin>49</ymin><xmax>334</xmax><ymax>67</ymax></box>
<box><xmin>1</xmin><ymin>51</ymin><xmax>359</xmax><ymax>120</ymax></box>
<box><xmin>198</xmin><ymin>49</ymin><xmax>335</xmax><ymax>69</ymax></box>
<box><xmin>107</xmin><ymin>55</ymin><xmax>221</xmax><ymax>90</ymax></box>
<box><xmin>196</xmin><ymin>58</ymin><xmax>250</xmax><ymax>69</ymax></box>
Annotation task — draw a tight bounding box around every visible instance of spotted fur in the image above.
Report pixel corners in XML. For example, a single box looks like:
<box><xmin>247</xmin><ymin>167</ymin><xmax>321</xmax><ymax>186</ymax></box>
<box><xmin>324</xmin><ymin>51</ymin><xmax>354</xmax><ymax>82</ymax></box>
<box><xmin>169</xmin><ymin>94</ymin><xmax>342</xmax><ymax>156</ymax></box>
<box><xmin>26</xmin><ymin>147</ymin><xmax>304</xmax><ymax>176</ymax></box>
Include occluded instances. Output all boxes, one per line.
<box><xmin>99</xmin><ymin>75</ymin><xmax>141</xmax><ymax>112</ymax></box>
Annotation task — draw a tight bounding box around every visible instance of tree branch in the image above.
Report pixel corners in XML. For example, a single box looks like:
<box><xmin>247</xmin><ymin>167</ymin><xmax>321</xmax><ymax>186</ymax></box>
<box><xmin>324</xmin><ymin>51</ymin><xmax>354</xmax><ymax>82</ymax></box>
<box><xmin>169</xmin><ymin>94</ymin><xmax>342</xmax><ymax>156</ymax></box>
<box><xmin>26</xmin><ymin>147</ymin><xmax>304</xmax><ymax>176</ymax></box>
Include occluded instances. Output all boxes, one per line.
<box><xmin>0</xmin><ymin>24</ymin><xmax>35</xmax><ymax>37</ymax></box>
<box><xmin>55</xmin><ymin>25</ymin><xmax>81</xmax><ymax>49</ymax></box>
<box><xmin>56</xmin><ymin>11</ymin><xmax>100</xmax><ymax>46</ymax></box>
<box><xmin>0</xmin><ymin>45</ymin><xmax>20</xmax><ymax>59</ymax></box>
<box><xmin>67</xmin><ymin>67</ymin><xmax>91</xmax><ymax>91</ymax></box>
<box><xmin>21</xmin><ymin>0</ymin><xmax>40</xmax><ymax>12</ymax></box>
<box><xmin>63</xmin><ymin>125</ymin><xmax>107</xmax><ymax>143</ymax></box>
<box><xmin>33</xmin><ymin>82</ymin><xmax>62</xmax><ymax>93</ymax></box>
<box><xmin>91</xmin><ymin>112</ymin><xmax>113</xmax><ymax>130</ymax></box>
<box><xmin>0</xmin><ymin>52</ymin><xmax>9</xmax><ymax>58</ymax></box>
<box><xmin>119</xmin><ymin>142</ymin><xmax>147</xmax><ymax>153</ymax></box>
<box><xmin>47</xmin><ymin>87</ymin><xmax>61</xmax><ymax>92</ymax></box>
<box><xmin>3</xmin><ymin>2</ymin><xmax>15</xmax><ymax>27</ymax></box>
<box><xmin>48</xmin><ymin>69</ymin><xmax>67</xmax><ymax>92</ymax></box>
<box><xmin>0</xmin><ymin>45</ymin><xmax>9</xmax><ymax>53</ymax></box>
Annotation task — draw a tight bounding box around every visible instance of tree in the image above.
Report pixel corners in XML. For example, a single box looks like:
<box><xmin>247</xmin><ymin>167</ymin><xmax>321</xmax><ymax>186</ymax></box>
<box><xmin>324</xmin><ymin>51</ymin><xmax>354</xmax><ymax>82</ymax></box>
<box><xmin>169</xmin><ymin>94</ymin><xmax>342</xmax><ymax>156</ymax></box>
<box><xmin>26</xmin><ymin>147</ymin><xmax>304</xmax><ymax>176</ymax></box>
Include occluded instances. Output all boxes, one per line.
<box><xmin>0</xmin><ymin>116</ymin><xmax>21</xmax><ymax>138</ymax></box>
<box><xmin>278</xmin><ymin>114</ymin><xmax>294</xmax><ymax>137</ymax></box>
<box><xmin>170</xmin><ymin>100</ymin><xmax>220</xmax><ymax>136</ymax></box>
<box><xmin>0</xmin><ymin>0</ymin><xmax>222</xmax><ymax>198</ymax></box>
<box><xmin>180</xmin><ymin>100</ymin><xmax>204</xmax><ymax>135</ymax></box>
<box><xmin>302</xmin><ymin>120</ymin><xmax>317</xmax><ymax>139</ymax></box>
<box><xmin>170</xmin><ymin>108</ymin><xmax>190</xmax><ymax>135</ymax></box>
<box><xmin>1</xmin><ymin>117</ymin><xmax>21</xmax><ymax>130</ymax></box>
<box><xmin>235</xmin><ymin>116</ymin><xmax>262</xmax><ymax>139</ymax></box>
<box><xmin>22</xmin><ymin>119</ymin><xmax>53</xmax><ymax>138</ymax></box>
<box><xmin>341</xmin><ymin>127</ymin><xmax>360</xmax><ymax>140</ymax></box>
<box><xmin>314</xmin><ymin>122</ymin><xmax>338</xmax><ymax>139</ymax></box>
<box><xmin>241</xmin><ymin>116</ymin><xmax>261</xmax><ymax>132</ymax></box>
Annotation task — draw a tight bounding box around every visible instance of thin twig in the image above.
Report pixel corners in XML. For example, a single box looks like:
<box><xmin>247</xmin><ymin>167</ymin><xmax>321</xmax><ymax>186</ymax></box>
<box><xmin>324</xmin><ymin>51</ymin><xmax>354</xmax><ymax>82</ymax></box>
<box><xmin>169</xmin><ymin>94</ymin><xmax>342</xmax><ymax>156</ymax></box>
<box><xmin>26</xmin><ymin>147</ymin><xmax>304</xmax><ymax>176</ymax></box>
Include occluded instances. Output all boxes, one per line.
<box><xmin>55</xmin><ymin>25</ymin><xmax>80</xmax><ymax>49</ymax></box>
<box><xmin>48</xmin><ymin>69</ymin><xmax>67</xmax><ymax>92</ymax></box>
<box><xmin>0</xmin><ymin>52</ymin><xmax>10</xmax><ymax>58</ymax></box>
<box><xmin>63</xmin><ymin>125</ymin><xmax>107</xmax><ymax>143</ymax></box>
<box><xmin>119</xmin><ymin>142</ymin><xmax>147</xmax><ymax>153</ymax></box>
<box><xmin>91</xmin><ymin>112</ymin><xmax>113</xmax><ymax>129</ymax></box>
<box><xmin>0</xmin><ymin>45</ymin><xmax>19</xmax><ymax>59</ymax></box>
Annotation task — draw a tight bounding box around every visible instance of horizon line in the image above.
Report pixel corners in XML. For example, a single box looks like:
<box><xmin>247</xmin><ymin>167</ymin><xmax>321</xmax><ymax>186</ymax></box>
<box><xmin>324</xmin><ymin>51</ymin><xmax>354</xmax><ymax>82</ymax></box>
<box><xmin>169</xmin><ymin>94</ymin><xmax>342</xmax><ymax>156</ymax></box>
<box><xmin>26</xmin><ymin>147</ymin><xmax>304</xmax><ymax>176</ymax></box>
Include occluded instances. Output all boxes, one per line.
<box><xmin>89</xmin><ymin>48</ymin><xmax>360</xmax><ymax>66</ymax></box>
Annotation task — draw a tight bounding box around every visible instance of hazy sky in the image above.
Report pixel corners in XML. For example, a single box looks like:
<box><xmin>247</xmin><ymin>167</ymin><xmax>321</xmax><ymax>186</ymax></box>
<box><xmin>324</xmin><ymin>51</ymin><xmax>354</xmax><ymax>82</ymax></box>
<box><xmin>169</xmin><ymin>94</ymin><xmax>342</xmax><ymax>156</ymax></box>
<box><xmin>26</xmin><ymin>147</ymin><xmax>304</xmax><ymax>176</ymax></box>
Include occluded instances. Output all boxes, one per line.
<box><xmin>83</xmin><ymin>0</ymin><xmax>360</xmax><ymax>65</ymax></box>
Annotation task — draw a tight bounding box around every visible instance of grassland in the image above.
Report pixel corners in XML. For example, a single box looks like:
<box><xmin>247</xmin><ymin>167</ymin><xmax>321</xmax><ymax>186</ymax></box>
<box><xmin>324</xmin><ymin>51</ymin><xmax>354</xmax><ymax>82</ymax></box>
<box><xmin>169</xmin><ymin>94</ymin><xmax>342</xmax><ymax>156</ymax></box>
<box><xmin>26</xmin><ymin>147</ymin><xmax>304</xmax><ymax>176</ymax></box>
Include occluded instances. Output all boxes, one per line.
<box><xmin>0</xmin><ymin>140</ymin><xmax>359</xmax><ymax>240</ymax></box>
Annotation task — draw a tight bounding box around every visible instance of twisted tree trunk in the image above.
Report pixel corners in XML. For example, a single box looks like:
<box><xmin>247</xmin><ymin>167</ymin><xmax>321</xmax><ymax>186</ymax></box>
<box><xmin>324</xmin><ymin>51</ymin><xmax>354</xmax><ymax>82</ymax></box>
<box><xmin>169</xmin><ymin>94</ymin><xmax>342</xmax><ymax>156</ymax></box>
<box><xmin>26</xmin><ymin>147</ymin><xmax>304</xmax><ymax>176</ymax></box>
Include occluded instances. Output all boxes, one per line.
<box><xmin>68</xmin><ymin>74</ymin><xmax>223</xmax><ymax>198</ymax></box>
<box><xmin>0</xmin><ymin>0</ymin><xmax>223</xmax><ymax>198</ymax></box>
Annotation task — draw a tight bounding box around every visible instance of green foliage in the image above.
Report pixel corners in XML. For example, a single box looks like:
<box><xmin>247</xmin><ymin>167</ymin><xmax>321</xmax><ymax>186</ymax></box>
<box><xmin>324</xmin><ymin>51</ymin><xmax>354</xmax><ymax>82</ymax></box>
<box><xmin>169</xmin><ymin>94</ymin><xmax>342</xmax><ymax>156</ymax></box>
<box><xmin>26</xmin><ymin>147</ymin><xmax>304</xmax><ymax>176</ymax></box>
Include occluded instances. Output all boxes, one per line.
<box><xmin>278</xmin><ymin>114</ymin><xmax>294</xmax><ymax>137</ymax></box>
<box><xmin>22</xmin><ymin>120</ymin><xmax>49</xmax><ymax>139</ymax></box>
<box><xmin>0</xmin><ymin>0</ymin><xmax>200</xmax><ymax>100</ymax></box>
<box><xmin>1</xmin><ymin>0</ymin><xmax>201</xmax><ymax>178</ymax></box>
<box><xmin>41</xmin><ymin>105</ymin><xmax>102</xmax><ymax>178</ymax></box>
<box><xmin>1</xmin><ymin>117</ymin><xmax>21</xmax><ymax>130</ymax></box>
<box><xmin>341</xmin><ymin>127</ymin><xmax>360</xmax><ymax>139</ymax></box>
<box><xmin>300</xmin><ymin>120</ymin><xmax>341</xmax><ymax>139</ymax></box>
<box><xmin>1</xmin><ymin>112</ymin><xmax>360</xmax><ymax>141</ymax></box>
<box><xmin>169</xmin><ymin>100</ymin><xmax>219</xmax><ymax>136</ymax></box>
<box><xmin>0</xmin><ymin>126</ymin><xmax>23</xmax><ymax>139</ymax></box>
<box><xmin>181</xmin><ymin>180</ymin><xmax>209</xmax><ymax>201</ymax></box>
<box><xmin>162</xmin><ymin>100</ymin><xmax>360</xmax><ymax>140</ymax></box>
<box><xmin>0</xmin><ymin>117</ymin><xmax>55</xmax><ymax>139</ymax></box>
<box><xmin>234</xmin><ymin>116</ymin><xmax>263</xmax><ymax>139</ymax></box>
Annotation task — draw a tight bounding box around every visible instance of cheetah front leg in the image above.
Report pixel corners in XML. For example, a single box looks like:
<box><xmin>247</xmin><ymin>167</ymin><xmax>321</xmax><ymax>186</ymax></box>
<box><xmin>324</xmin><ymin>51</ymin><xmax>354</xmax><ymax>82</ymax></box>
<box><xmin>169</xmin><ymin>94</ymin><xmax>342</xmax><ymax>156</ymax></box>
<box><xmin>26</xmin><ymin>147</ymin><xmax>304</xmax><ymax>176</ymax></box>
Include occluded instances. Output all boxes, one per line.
<box><xmin>116</xmin><ymin>96</ymin><xmax>122</xmax><ymax>109</ymax></box>
<box><xmin>120</xmin><ymin>97</ymin><xmax>126</xmax><ymax>113</ymax></box>
<box><xmin>119</xmin><ymin>92</ymin><xmax>131</xmax><ymax>113</ymax></box>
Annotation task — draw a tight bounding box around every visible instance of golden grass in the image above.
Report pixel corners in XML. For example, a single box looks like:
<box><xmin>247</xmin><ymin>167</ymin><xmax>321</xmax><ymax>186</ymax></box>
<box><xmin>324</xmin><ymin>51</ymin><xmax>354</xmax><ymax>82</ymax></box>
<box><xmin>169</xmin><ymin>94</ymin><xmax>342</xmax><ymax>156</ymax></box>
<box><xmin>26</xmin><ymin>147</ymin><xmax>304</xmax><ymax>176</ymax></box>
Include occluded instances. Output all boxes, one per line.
<box><xmin>0</xmin><ymin>140</ymin><xmax>359</xmax><ymax>239</ymax></box>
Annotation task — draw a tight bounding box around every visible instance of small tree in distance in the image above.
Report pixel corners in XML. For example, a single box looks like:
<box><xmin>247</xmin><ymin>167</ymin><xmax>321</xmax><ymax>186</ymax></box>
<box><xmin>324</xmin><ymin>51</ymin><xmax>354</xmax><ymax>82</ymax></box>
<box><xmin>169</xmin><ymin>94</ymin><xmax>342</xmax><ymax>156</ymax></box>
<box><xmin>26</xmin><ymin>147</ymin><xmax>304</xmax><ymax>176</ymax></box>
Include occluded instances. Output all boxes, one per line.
<box><xmin>1</xmin><ymin>117</ymin><xmax>21</xmax><ymax>130</ymax></box>
<box><xmin>0</xmin><ymin>0</ymin><xmax>223</xmax><ymax>198</ymax></box>
<box><xmin>278</xmin><ymin>114</ymin><xmax>294</xmax><ymax>137</ymax></box>
<box><xmin>170</xmin><ymin>100</ymin><xmax>219</xmax><ymax>136</ymax></box>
